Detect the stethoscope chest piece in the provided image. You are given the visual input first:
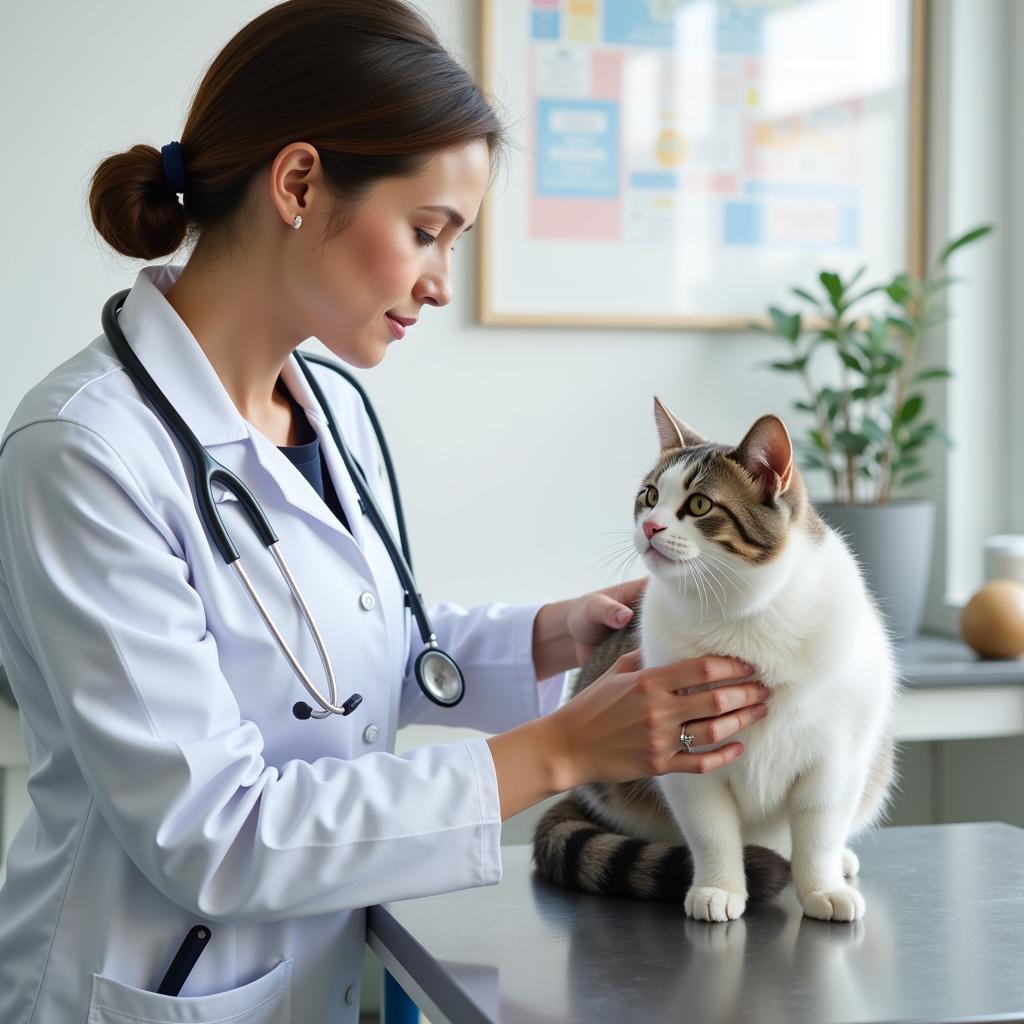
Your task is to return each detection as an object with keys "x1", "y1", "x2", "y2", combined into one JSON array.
[{"x1": 415, "y1": 647, "x2": 465, "y2": 707}]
